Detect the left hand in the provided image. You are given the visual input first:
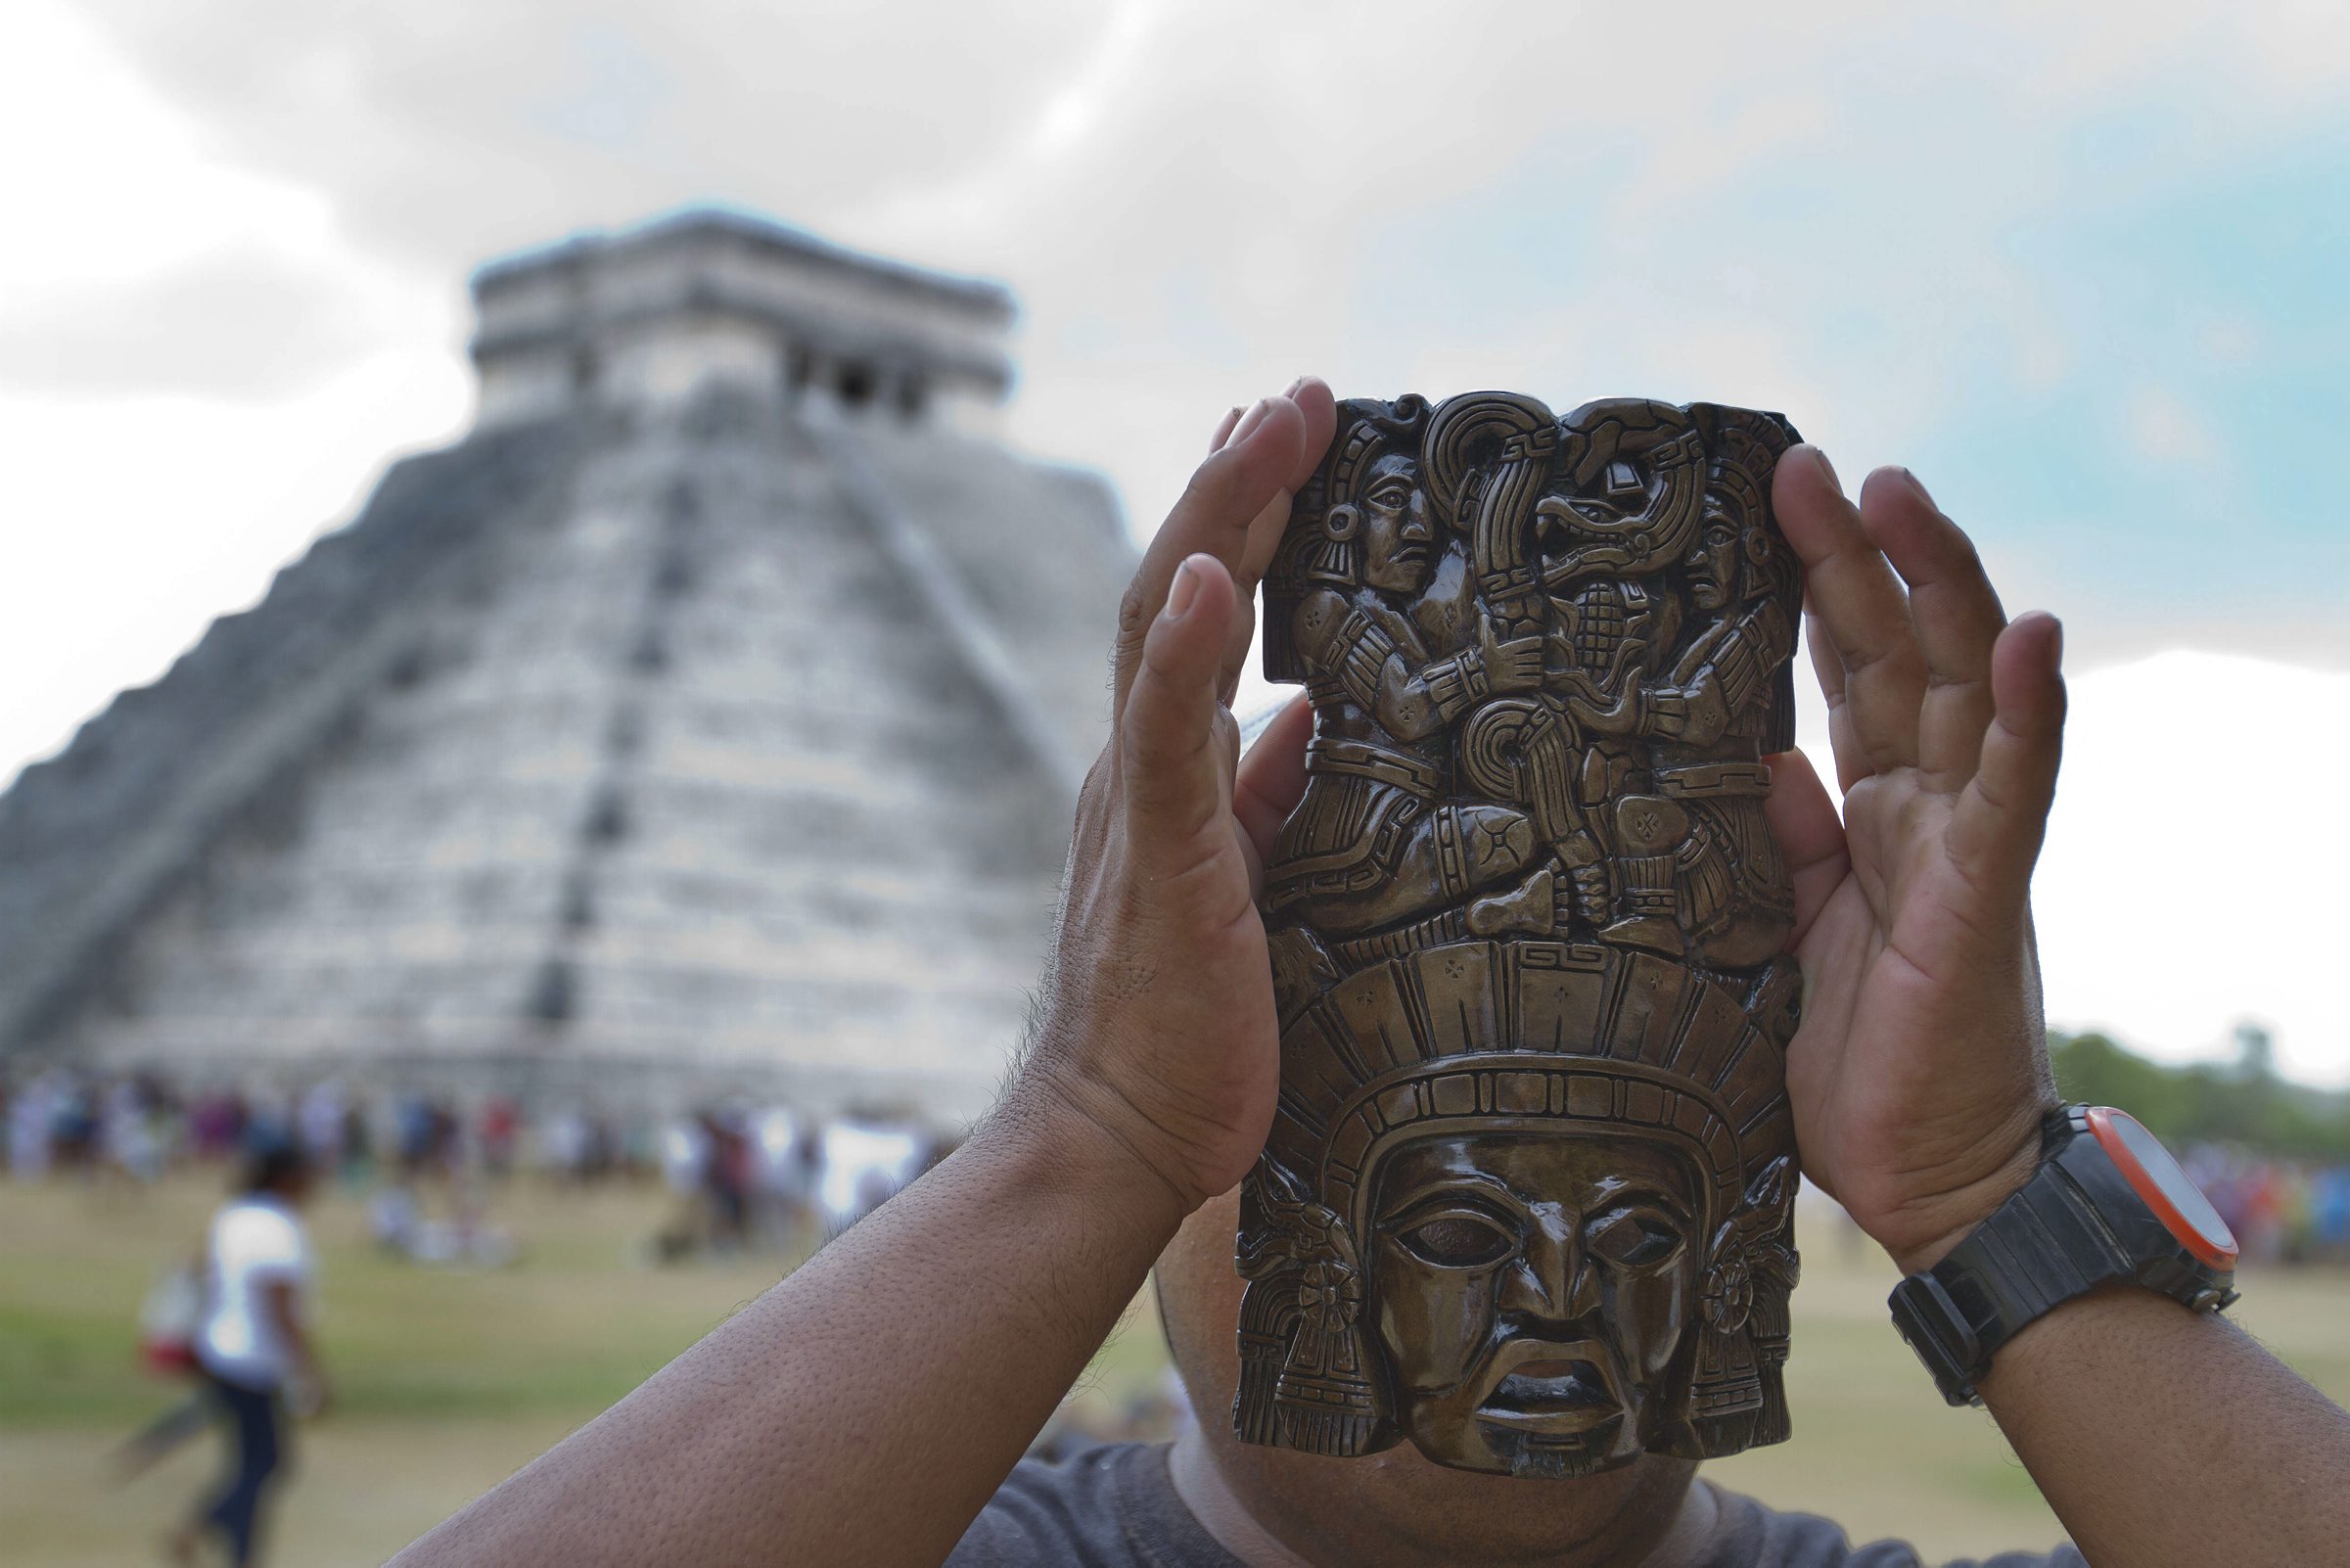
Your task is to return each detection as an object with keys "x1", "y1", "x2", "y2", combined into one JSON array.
[{"x1": 1763, "y1": 450, "x2": 2068, "y2": 1272}]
